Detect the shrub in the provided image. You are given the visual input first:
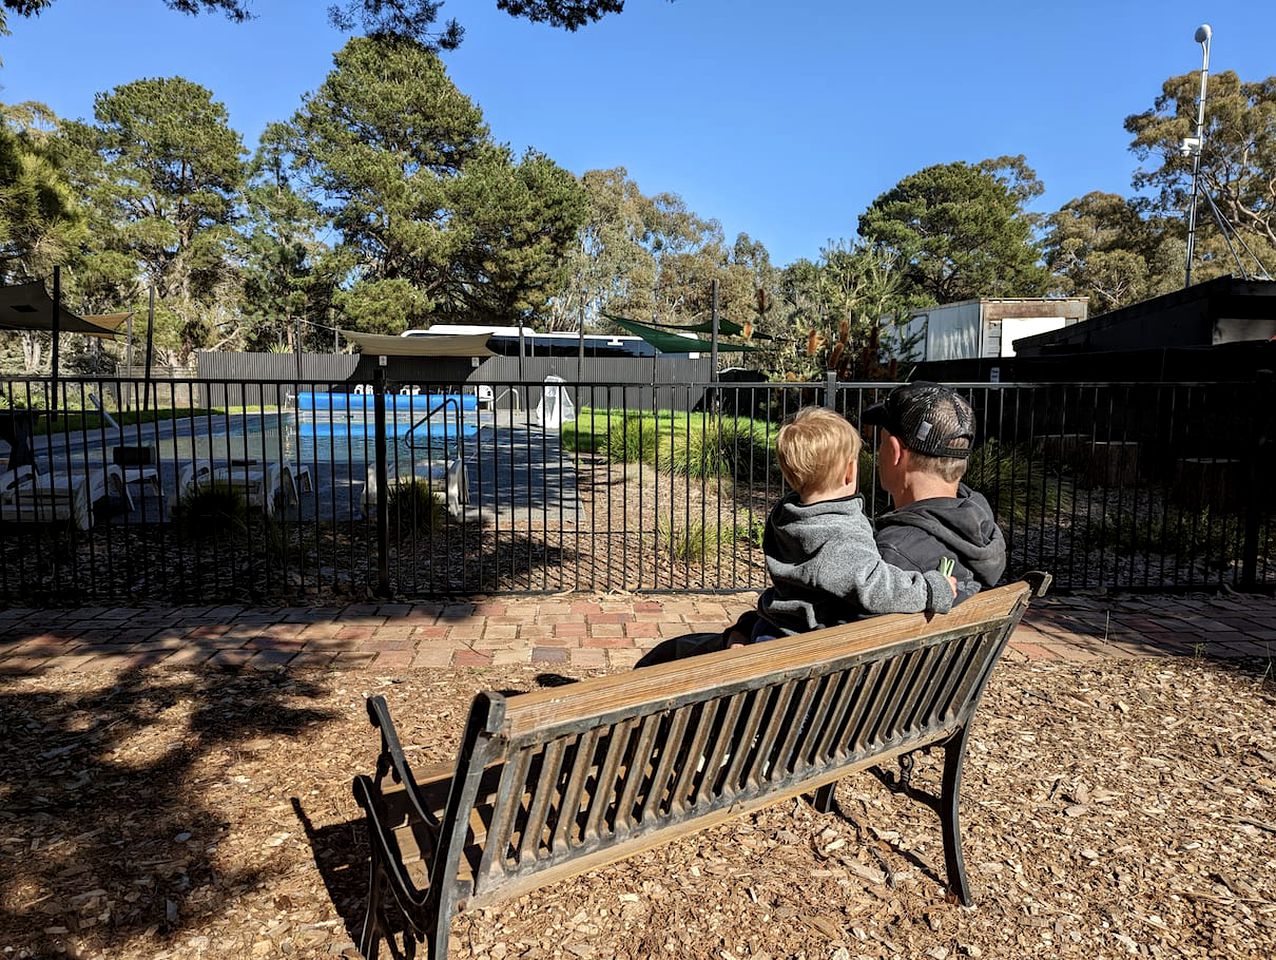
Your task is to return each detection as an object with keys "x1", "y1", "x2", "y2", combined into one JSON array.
[
  {"x1": 965, "y1": 439, "x2": 1072, "y2": 531},
  {"x1": 385, "y1": 480, "x2": 445, "y2": 538},
  {"x1": 735, "y1": 515, "x2": 766, "y2": 548},
  {"x1": 174, "y1": 481, "x2": 247, "y2": 539},
  {"x1": 657, "y1": 517, "x2": 726, "y2": 564}
]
